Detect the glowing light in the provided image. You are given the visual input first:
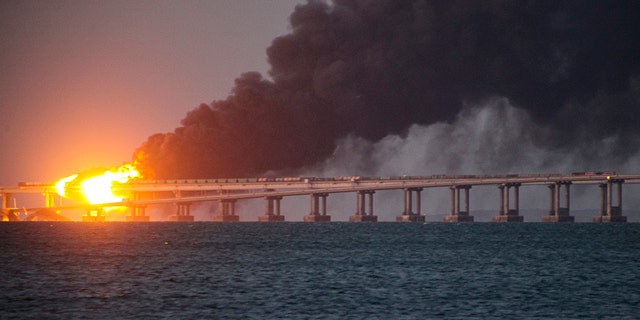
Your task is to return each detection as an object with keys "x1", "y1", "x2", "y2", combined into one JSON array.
[
  {"x1": 80, "y1": 165, "x2": 139, "y2": 204},
  {"x1": 55, "y1": 174, "x2": 78, "y2": 198},
  {"x1": 54, "y1": 163, "x2": 140, "y2": 206}
]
